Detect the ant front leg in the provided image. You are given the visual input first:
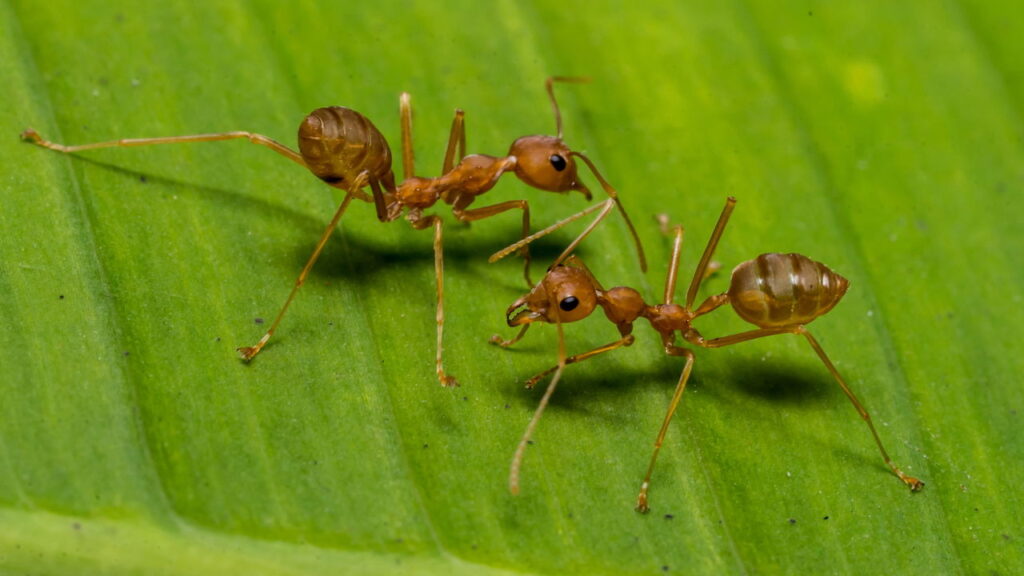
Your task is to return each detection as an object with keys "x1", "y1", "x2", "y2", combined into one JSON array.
[
  {"x1": 521, "y1": 334, "x2": 635, "y2": 389},
  {"x1": 488, "y1": 199, "x2": 616, "y2": 270},
  {"x1": 490, "y1": 324, "x2": 530, "y2": 348}
]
